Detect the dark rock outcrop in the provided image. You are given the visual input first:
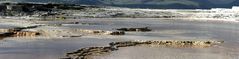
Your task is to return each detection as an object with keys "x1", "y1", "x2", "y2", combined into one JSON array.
[
  {"x1": 117, "y1": 27, "x2": 151, "y2": 32},
  {"x1": 104, "y1": 31, "x2": 125, "y2": 35},
  {"x1": 0, "y1": 2, "x2": 99, "y2": 16}
]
